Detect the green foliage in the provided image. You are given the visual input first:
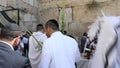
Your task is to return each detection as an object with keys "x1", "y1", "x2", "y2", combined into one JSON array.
[
  {"x1": 61, "y1": 7, "x2": 65, "y2": 34},
  {"x1": 61, "y1": 0, "x2": 66, "y2": 34},
  {"x1": 25, "y1": 28, "x2": 42, "y2": 49}
]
